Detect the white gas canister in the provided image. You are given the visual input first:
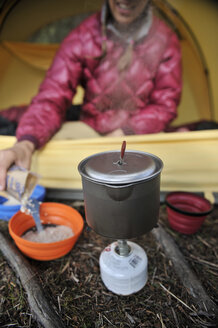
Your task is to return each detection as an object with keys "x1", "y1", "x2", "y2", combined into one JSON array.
[{"x1": 99, "y1": 241, "x2": 148, "y2": 295}]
